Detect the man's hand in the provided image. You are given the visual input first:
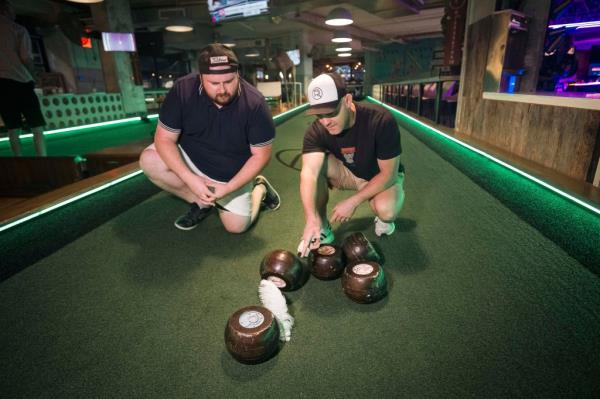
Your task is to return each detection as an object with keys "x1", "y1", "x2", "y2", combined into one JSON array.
[
  {"x1": 330, "y1": 197, "x2": 359, "y2": 224},
  {"x1": 207, "y1": 184, "x2": 232, "y2": 203},
  {"x1": 297, "y1": 222, "x2": 322, "y2": 258},
  {"x1": 185, "y1": 175, "x2": 217, "y2": 206}
]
